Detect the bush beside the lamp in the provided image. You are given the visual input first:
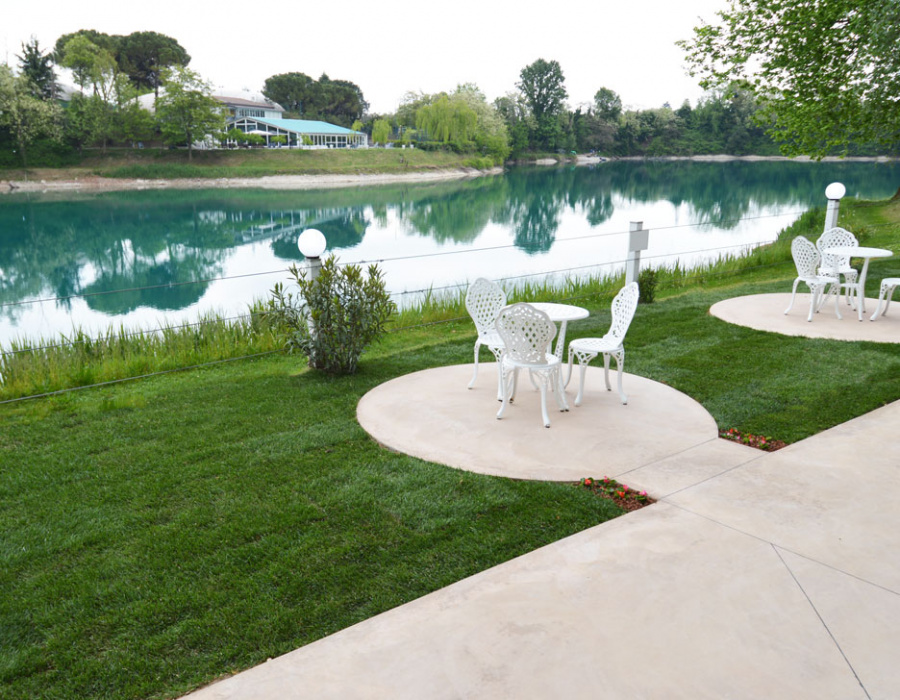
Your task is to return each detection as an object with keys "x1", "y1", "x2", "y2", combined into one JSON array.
[
  {"x1": 265, "y1": 257, "x2": 395, "y2": 375},
  {"x1": 638, "y1": 268, "x2": 657, "y2": 304}
]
